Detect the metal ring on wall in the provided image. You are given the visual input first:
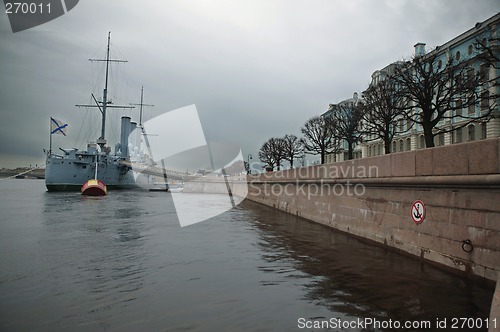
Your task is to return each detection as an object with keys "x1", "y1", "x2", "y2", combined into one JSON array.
[{"x1": 462, "y1": 239, "x2": 473, "y2": 253}]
